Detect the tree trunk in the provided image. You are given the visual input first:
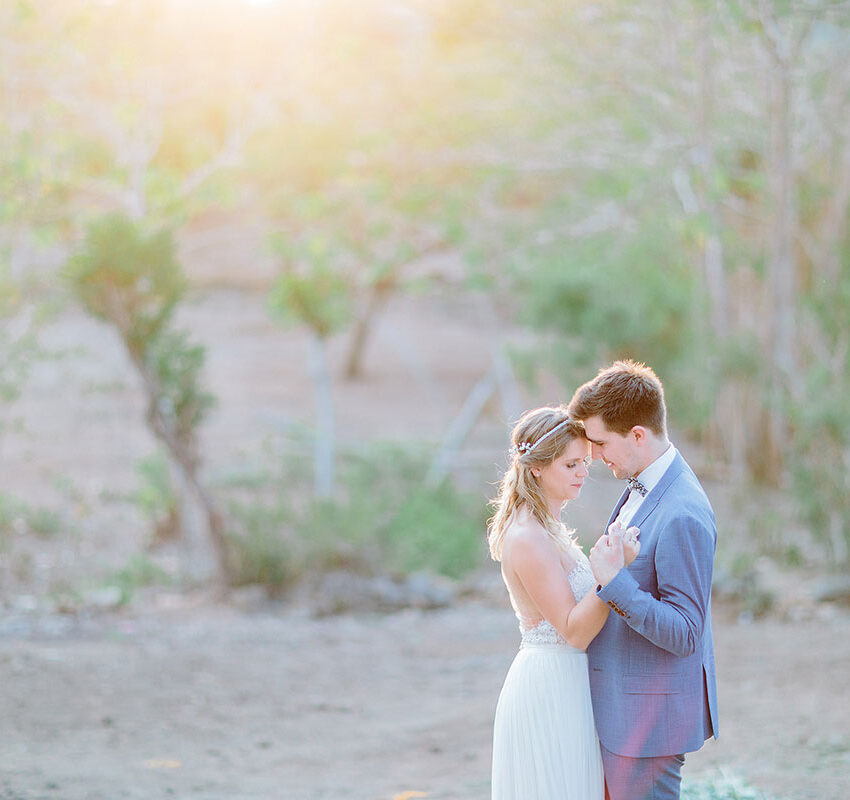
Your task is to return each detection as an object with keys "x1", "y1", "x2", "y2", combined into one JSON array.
[
  {"x1": 756, "y1": 6, "x2": 809, "y2": 483},
  {"x1": 343, "y1": 283, "x2": 392, "y2": 381},
  {"x1": 491, "y1": 343, "x2": 522, "y2": 424},
  {"x1": 768, "y1": 63, "x2": 797, "y2": 394},
  {"x1": 697, "y1": 8, "x2": 729, "y2": 338},
  {"x1": 426, "y1": 369, "x2": 497, "y2": 487},
  {"x1": 130, "y1": 351, "x2": 232, "y2": 586}
]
